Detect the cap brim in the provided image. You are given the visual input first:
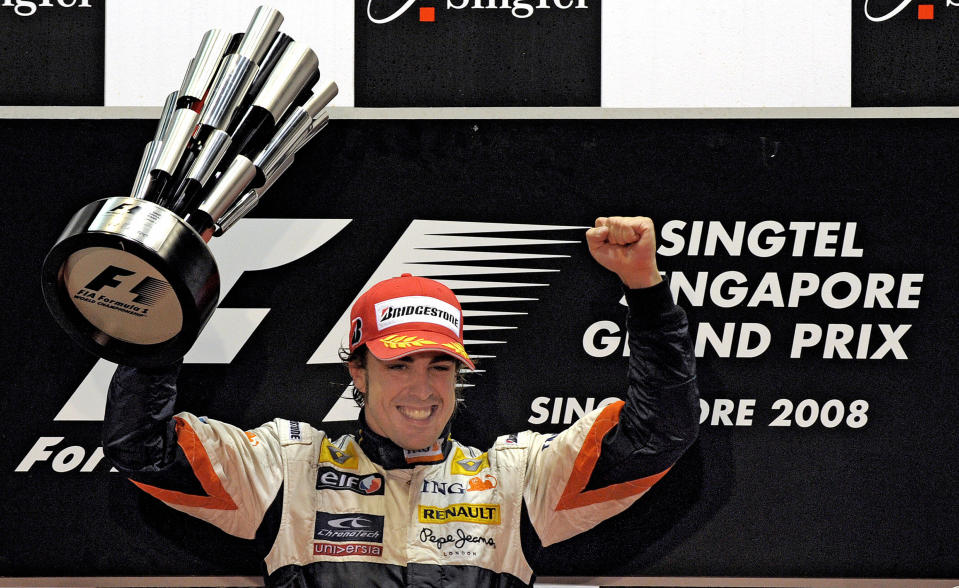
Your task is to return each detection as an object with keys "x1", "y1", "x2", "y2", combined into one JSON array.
[{"x1": 366, "y1": 330, "x2": 475, "y2": 370}]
